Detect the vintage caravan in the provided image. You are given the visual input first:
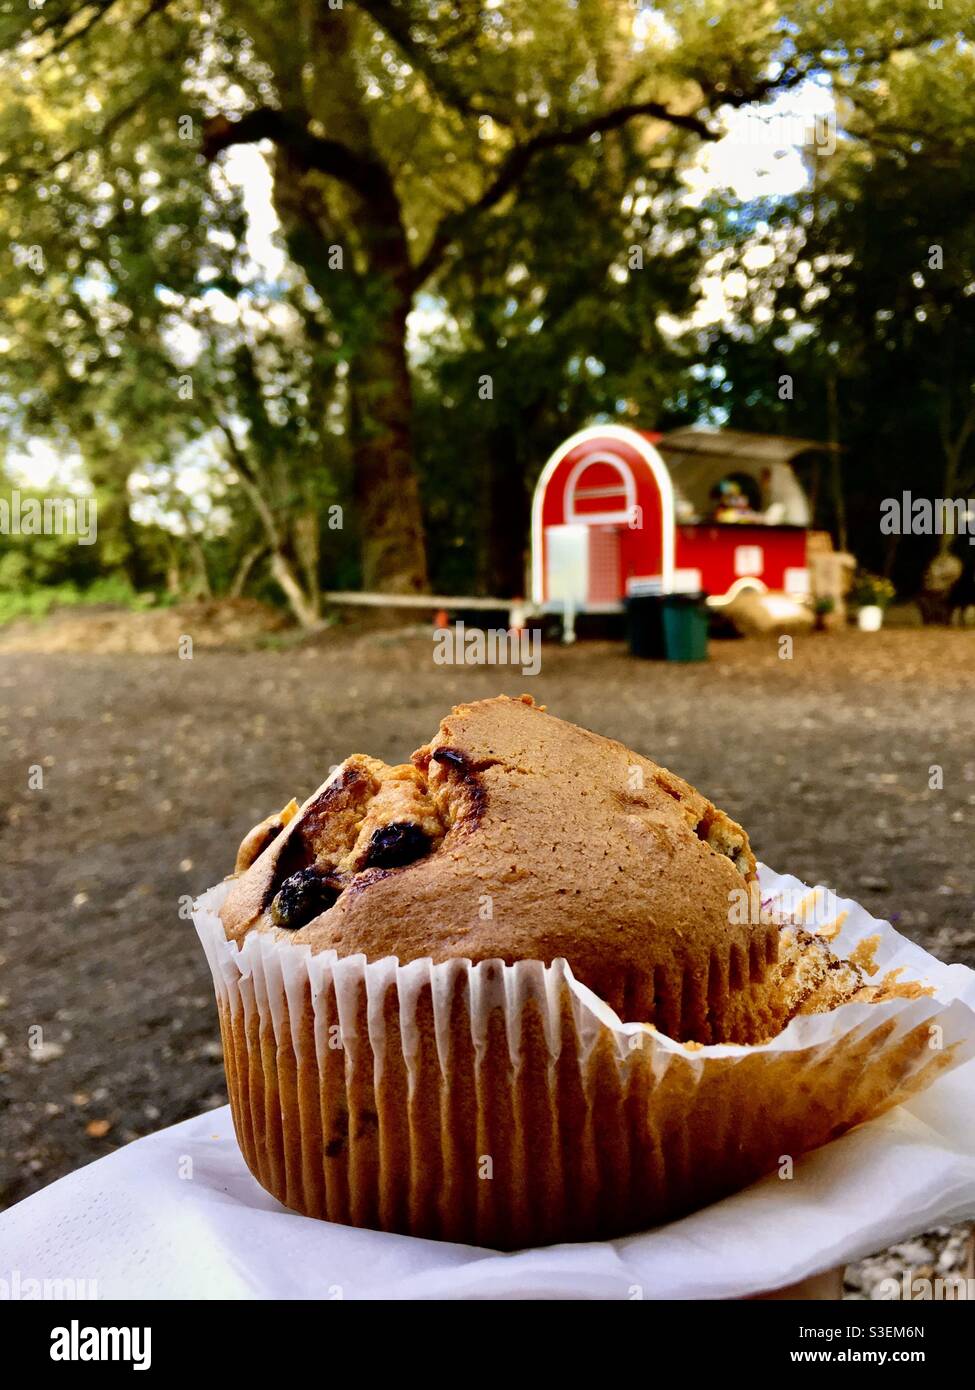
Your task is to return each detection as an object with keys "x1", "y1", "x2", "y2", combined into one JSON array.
[{"x1": 531, "y1": 424, "x2": 822, "y2": 613}]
